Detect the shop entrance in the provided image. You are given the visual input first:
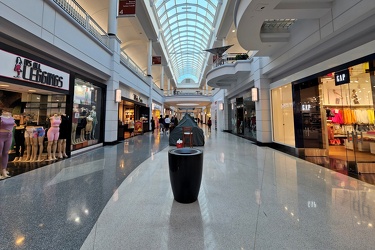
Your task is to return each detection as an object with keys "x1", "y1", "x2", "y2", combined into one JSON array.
[{"x1": 321, "y1": 62, "x2": 375, "y2": 174}]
